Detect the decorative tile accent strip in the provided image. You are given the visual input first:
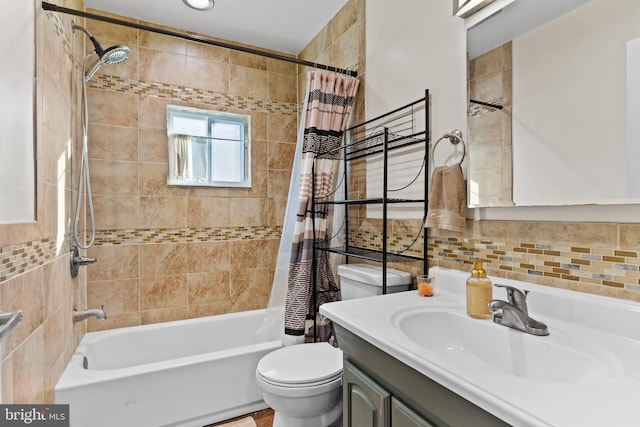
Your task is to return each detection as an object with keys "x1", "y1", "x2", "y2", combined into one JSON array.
[
  {"x1": 45, "y1": 10, "x2": 75, "y2": 64},
  {"x1": 426, "y1": 236, "x2": 640, "y2": 292},
  {"x1": 89, "y1": 75, "x2": 299, "y2": 116},
  {"x1": 94, "y1": 226, "x2": 282, "y2": 245},
  {"x1": 0, "y1": 227, "x2": 281, "y2": 285},
  {"x1": 347, "y1": 226, "x2": 640, "y2": 294},
  {"x1": 0, "y1": 236, "x2": 71, "y2": 286},
  {"x1": 348, "y1": 228, "x2": 424, "y2": 258}
]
